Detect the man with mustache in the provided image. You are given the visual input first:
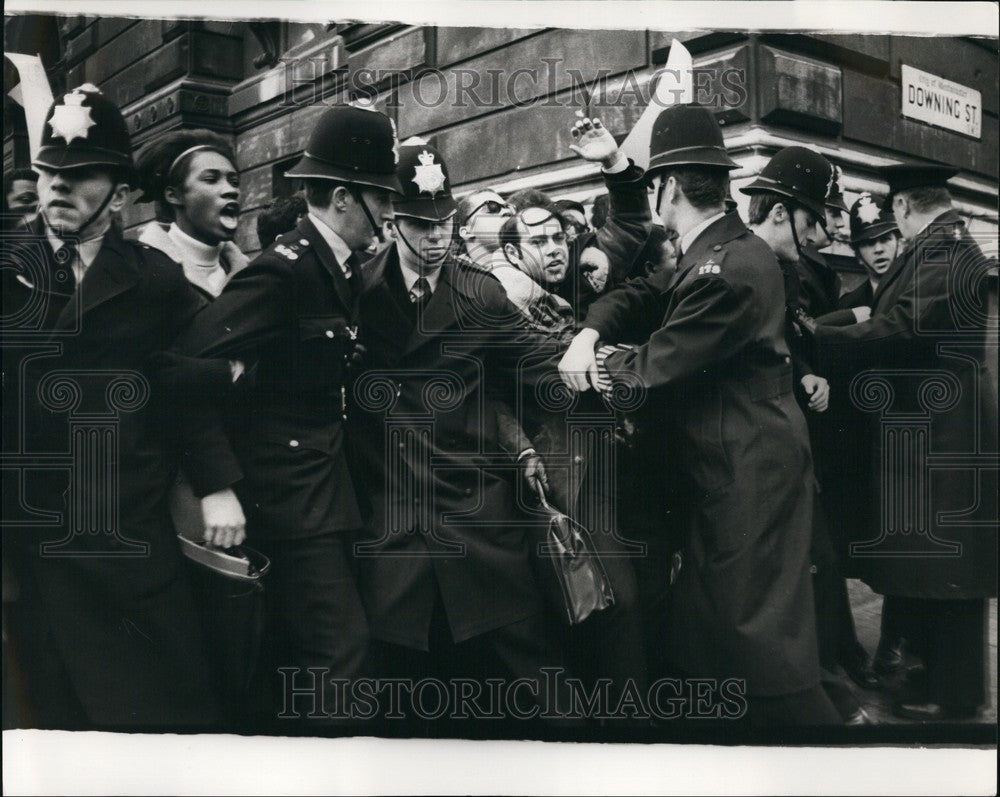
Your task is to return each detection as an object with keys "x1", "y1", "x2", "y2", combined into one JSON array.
[
  {"x1": 169, "y1": 105, "x2": 402, "y2": 732},
  {"x1": 1, "y1": 85, "x2": 219, "y2": 729}
]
